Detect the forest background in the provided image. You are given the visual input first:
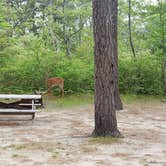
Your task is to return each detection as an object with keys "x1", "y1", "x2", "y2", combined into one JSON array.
[{"x1": 0, "y1": 0, "x2": 165, "y2": 96}]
